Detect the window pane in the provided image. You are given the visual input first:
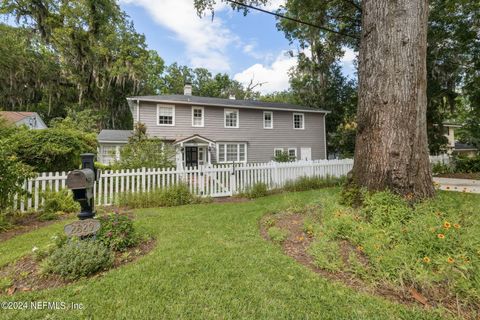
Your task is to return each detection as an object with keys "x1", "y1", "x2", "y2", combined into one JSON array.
[
  {"x1": 225, "y1": 110, "x2": 238, "y2": 127},
  {"x1": 193, "y1": 108, "x2": 203, "y2": 126},
  {"x1": 275, "y1": 149, "x2": 283, "y2": 157},
  {"x1": 264, "y1": 112, "x2": 272, "y2": 128},
  {"x1": 288, "y1": 149, "x2": 296, "y2": 159},
  {"x1": 218, "y1": 144, "x2": 225, "y2": 162},
  {"x1": 226, "y1": 144, "x2": 238, "y2": 161},
  {"x1": 159, "y1": 106, "x2": 173, "y2": 125},
  {"x1": 239, "y1": 144, "x2": 245, "y2": 161},
  {"x1": 294, "y1": 114, "x2": 303, "y2": 129}
]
